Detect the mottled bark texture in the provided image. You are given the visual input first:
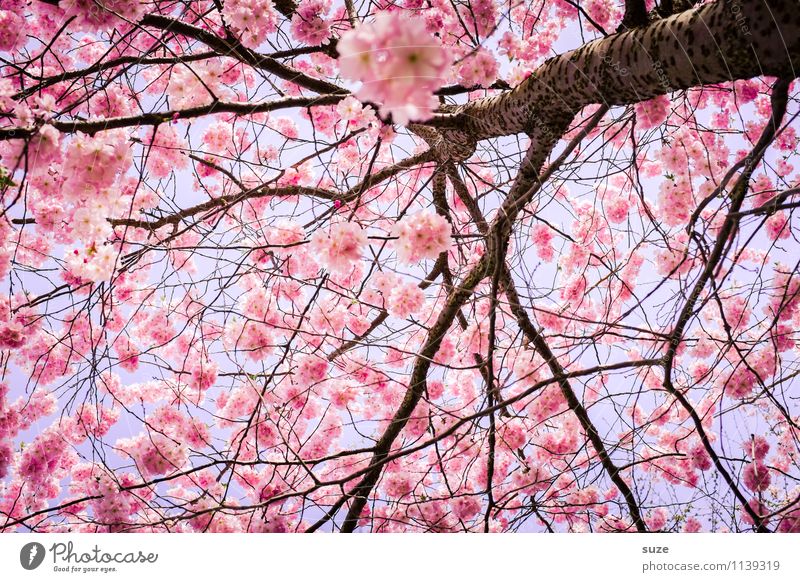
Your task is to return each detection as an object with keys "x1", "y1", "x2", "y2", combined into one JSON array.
[{"x1": 432, "y1": 0, "x2": 800, "y2": 146}]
